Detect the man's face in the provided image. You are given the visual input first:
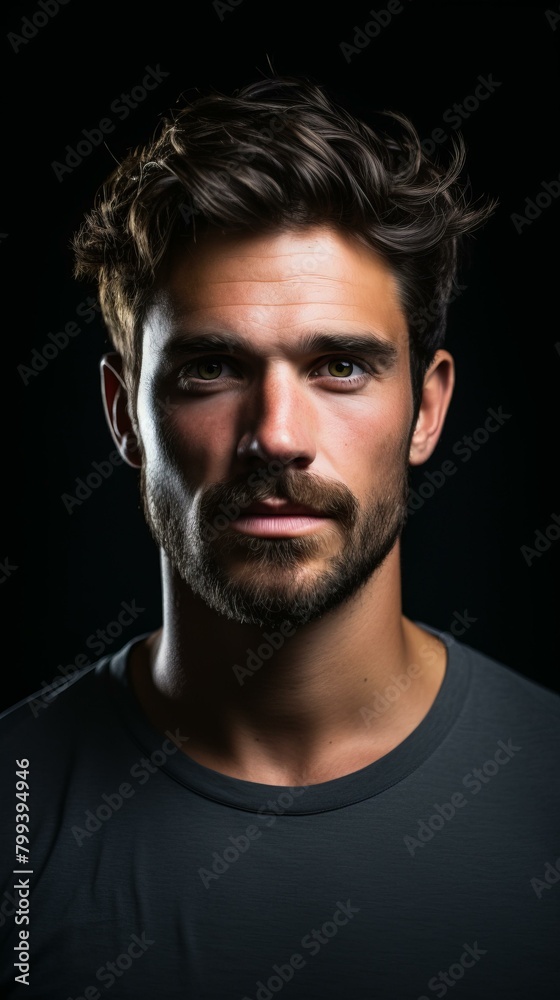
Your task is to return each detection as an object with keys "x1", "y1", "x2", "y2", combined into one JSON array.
[{"x1": 135, "y1": 225, "x2": 414, "y2": 628}]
